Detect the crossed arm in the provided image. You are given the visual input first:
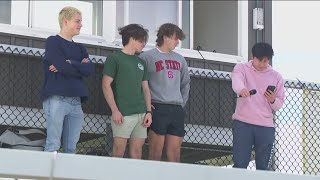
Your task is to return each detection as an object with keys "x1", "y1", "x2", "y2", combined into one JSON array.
[
  {"x1": 48, "y1": 58, "x2": 92, "y2": 76},
  {"x1": 45, "y1": 38, "x2": 94, "y2": 77}
]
